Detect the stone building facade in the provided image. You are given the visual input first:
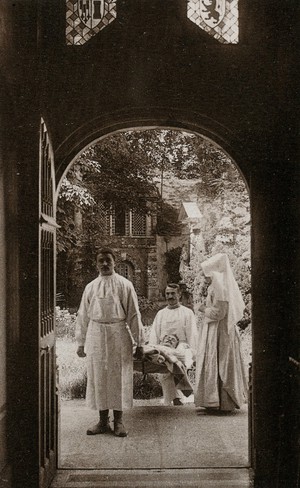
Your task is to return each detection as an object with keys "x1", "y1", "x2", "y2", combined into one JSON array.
[{"x1": 93, "y1": 201, "x2": 159, "y2": 299}]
